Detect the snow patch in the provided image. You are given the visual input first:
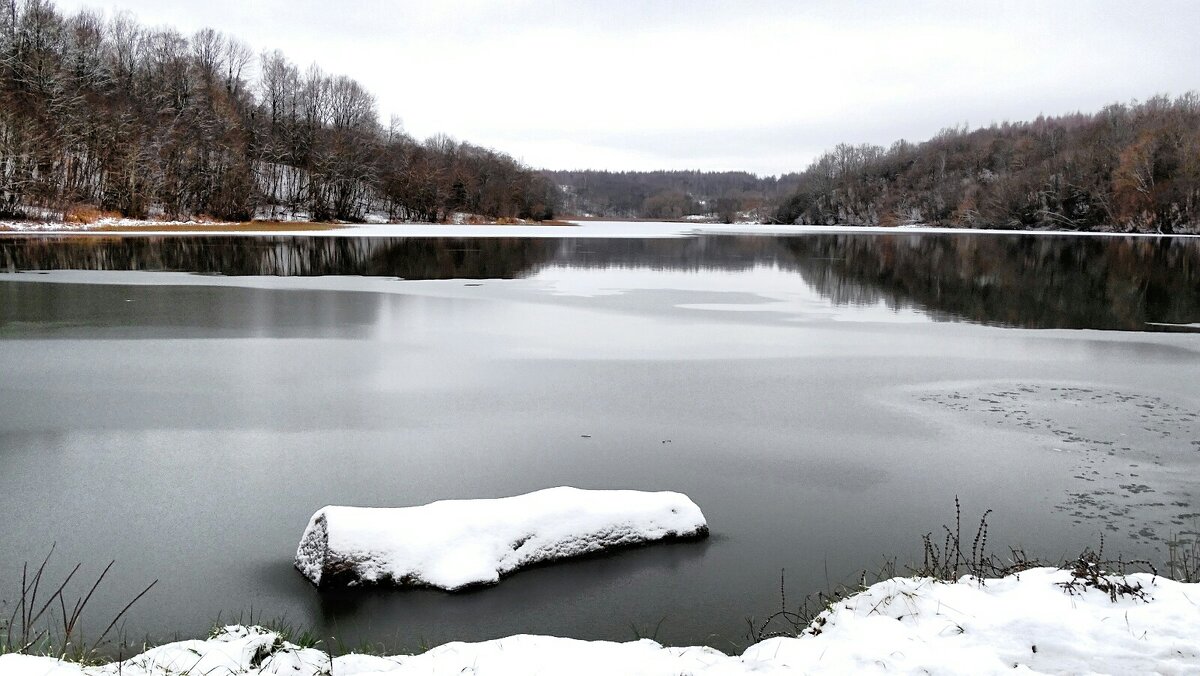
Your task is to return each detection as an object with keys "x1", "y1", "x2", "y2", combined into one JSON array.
[
  {"x1": 742, "y1": 568, "x2": 1199, "y2": 673},
  {"x1": 0, "y1": 217, "x2": 234, "y2": 232},
  {"x1": 294, "y1": 486, "x2": 709, "y2": 589},
  {"x1": 4, "y1": 568, "x2": 1198, "y2": 674}
]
